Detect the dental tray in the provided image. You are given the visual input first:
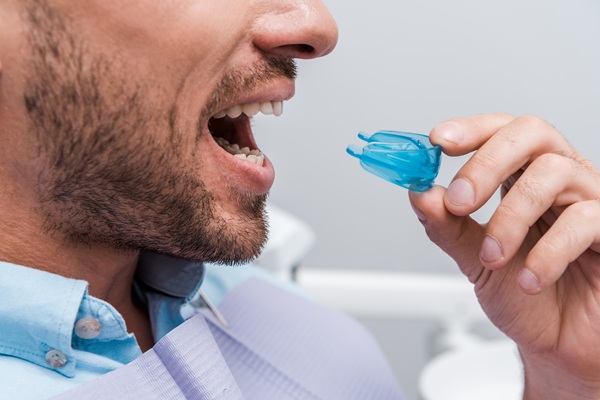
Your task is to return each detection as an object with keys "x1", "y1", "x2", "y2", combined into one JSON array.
[{"x1": 346, "y1": 131, "x2": 442, "y2": 192}]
